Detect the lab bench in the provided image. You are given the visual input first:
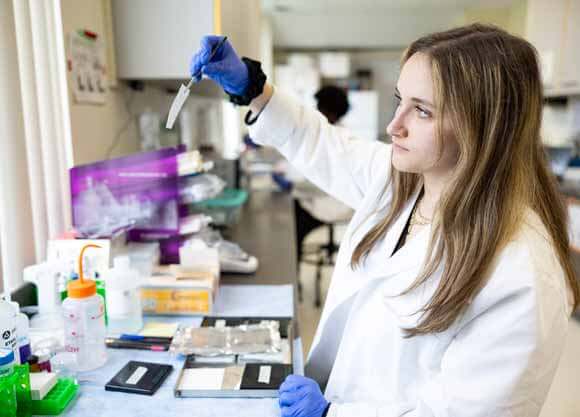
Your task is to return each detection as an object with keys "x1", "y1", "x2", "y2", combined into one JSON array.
[
  {"x1": 63, "y1": 284, "x2": 302, "y2": 417},
  {"x1": 14, "y1": 189, "x2": 301, "y2": 416}
]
